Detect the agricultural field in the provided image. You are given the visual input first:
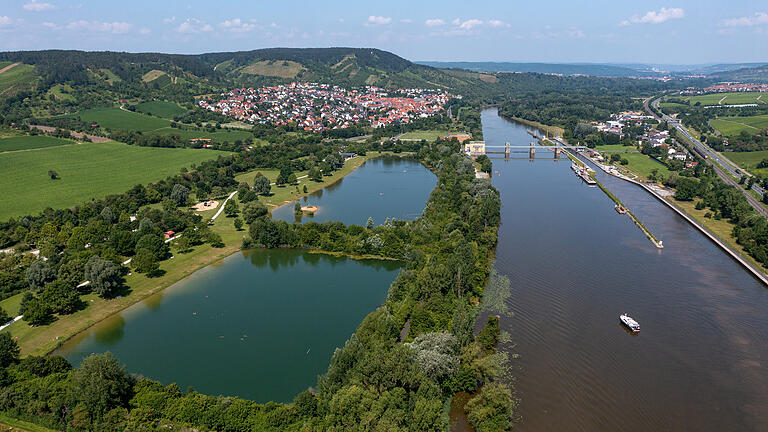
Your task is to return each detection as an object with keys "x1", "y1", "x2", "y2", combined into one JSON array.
[
  {"x1": 62, "y1": 107, "x2": 254, "y2": 143},
  {"x1": 134, "y1": 101, "x2": 187, "y2": 119},
  {"x1": 710, "y1": 115, "x2": 768, "y2": 136},
  {"x1": 0, "y1": 62, "x2": 36, "y2": 95},
  {"x1": 724, "y1": 150, "x2": 768, "y2": 176},
  {"x1": 595, "y1": 144, "x2": 639, "y2": 153},
  {"x1": 66, "y1": 107, "x2": 169, "y2": 131},
  {"x1": 47, "y1": 83, "x2": 76, "y2": 101},
  {"x1": 0, "y1": 135, "x2": 74, "y2": 152},
  {"x1": 688, "y1": 92, "x2": 766, "y2": 106},
  {"x1": 0, "y1": 142, "x2": 229, "y2": 220},
  {"x1": 599, "y1": 150, "x2": 671, "y2": 180}
]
